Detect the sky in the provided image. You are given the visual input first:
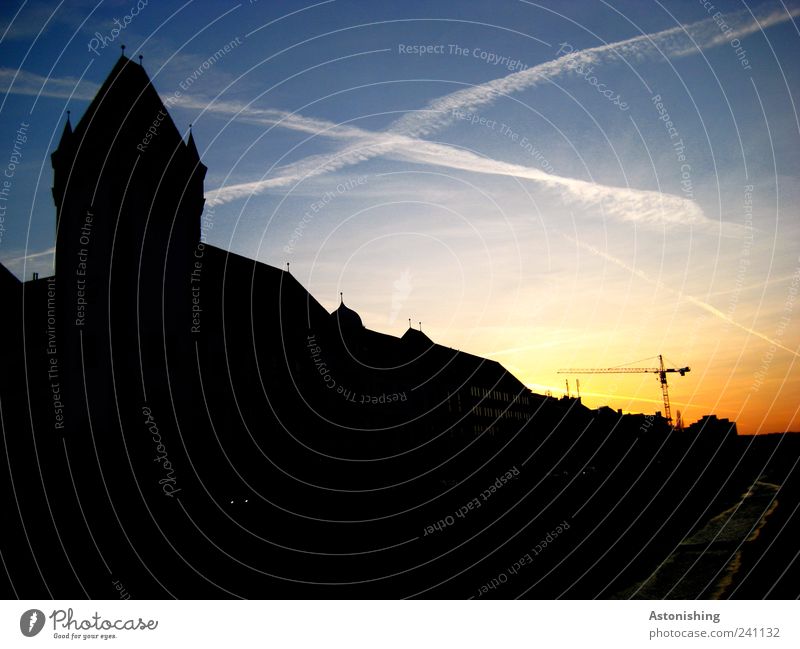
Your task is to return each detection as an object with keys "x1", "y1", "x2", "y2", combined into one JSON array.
[{"x1": 0, "y1": 0, "x2": 798, "y2": 434}]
